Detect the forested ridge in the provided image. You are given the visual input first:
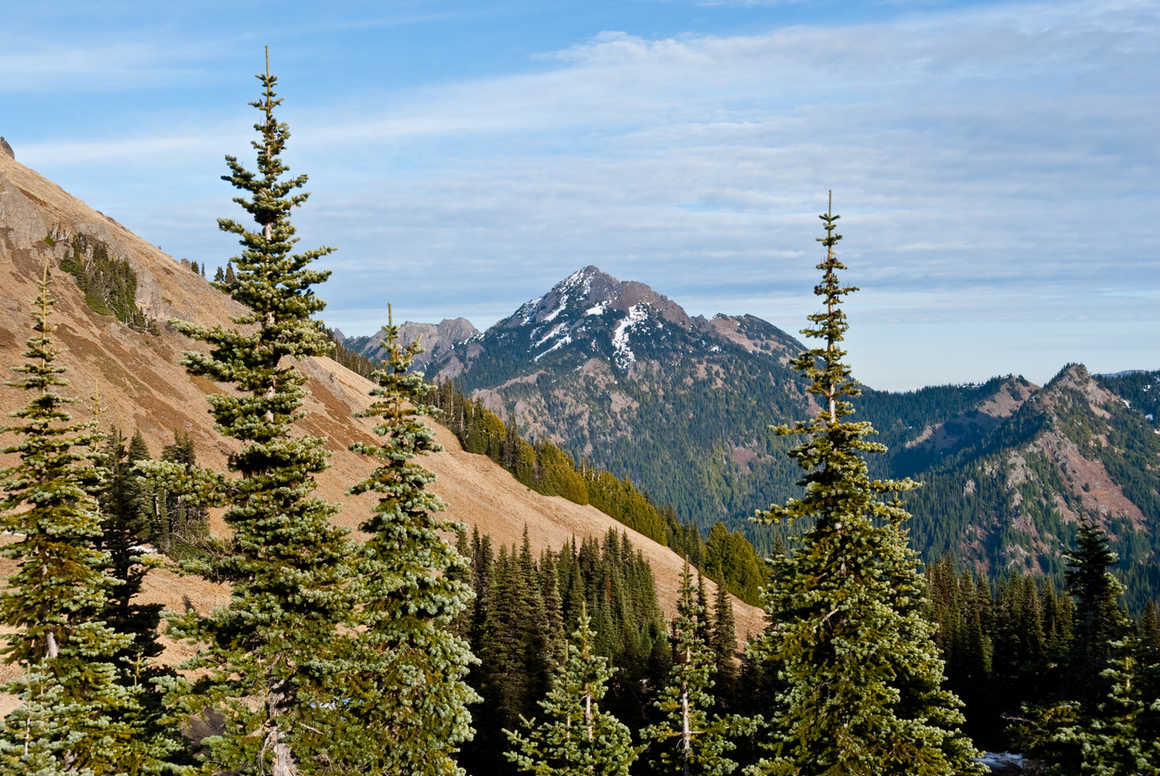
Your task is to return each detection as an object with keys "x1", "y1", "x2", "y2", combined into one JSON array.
[{"x1": 331, "y1": 332, "x2": 767, "y2": 605}]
